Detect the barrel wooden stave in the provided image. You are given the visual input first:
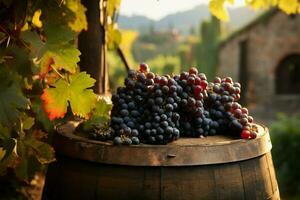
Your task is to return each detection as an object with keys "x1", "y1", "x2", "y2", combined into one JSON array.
[
  {"x1": 42, "y1": 123, "x2": 280, "y2": 200},
  {"x1": 43, "y1": 153, "x2": 279, "y2": 200}
]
